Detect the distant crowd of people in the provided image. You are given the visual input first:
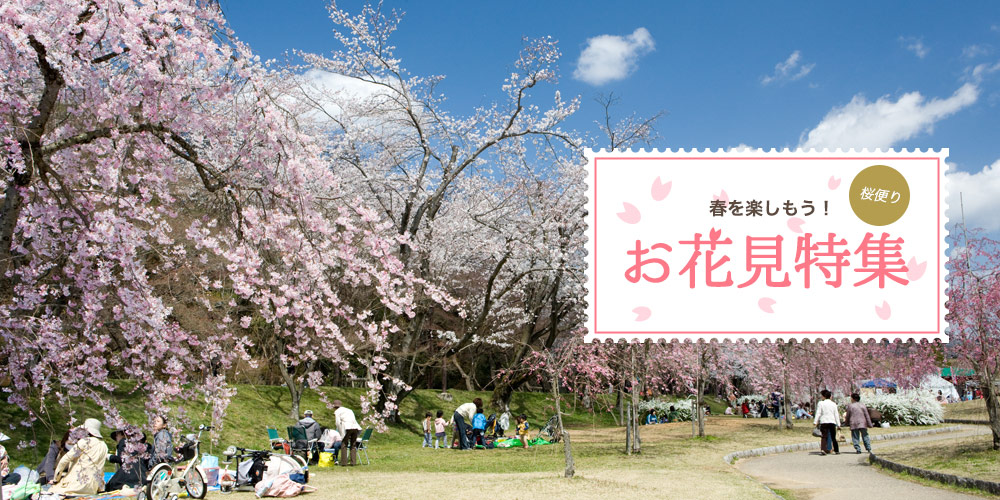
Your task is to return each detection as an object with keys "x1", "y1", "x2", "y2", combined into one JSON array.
[{"x1": 427, "y1": 398, "x2": 531, "y2": 450}]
